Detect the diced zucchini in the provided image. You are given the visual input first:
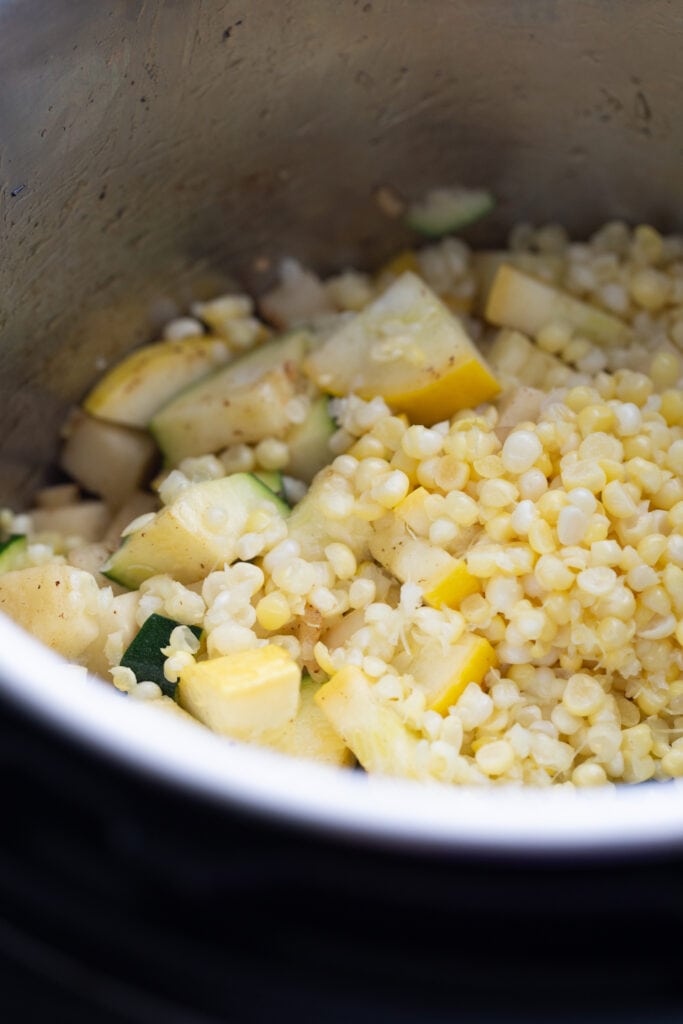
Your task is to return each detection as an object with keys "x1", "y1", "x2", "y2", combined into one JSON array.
[
  {"x1": 304, "y1": 272, "x2": 500, "y2": 425},
  {"x1": 285, "y1": 396, "x2": 336, "y2": 483},
  {"x1": 60, "y1": 410, "x2": 158, "y2": 507},
  {"x1": 369, "y1": 512, "x2": 480, "y2": 610},
  {"x1": 0, "y1": 564, "x2": 101, "y2": 660},
  {"x1": 485, "y1": 265, "x2": 632, "y2": 347},
  {"x1": 314, "y1": 666, "x2": 423, "y2": 778},
  {"x1": 30, "y1": 502, "x2": 112, "y2": 544},
  {"x1": 102, "y1": 472, "x2": 288, "y2": 589},
  {"x1": 405, "y1": 187, "x2": 495, "y2": 238},
  {"x1": 251, "y1": 471, "x2": 287, "y2": 502},
  {"x1": 150, "y1": 331, "x2": 312, "y2": 464},
  {"x1": 178, "y1": 644, "x2": 301, "y2": 741},
  {"x1": 120, "y1": 613, "x2": 202, "y2": 698},
  {"x1": 83, "y1": 335, "x2": 232, "y2": 427},
  {"x1": 268, "y1": 673, "x2": 354, "y2": 766},
  {"x1": 0, "y1": 535, "x2": 28, "y2": 574},
  {"x1": 407, "y1": 635, "x2": 497, "y2": 714}
]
